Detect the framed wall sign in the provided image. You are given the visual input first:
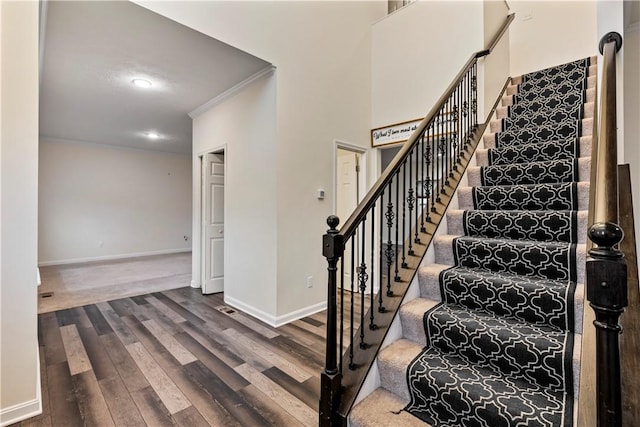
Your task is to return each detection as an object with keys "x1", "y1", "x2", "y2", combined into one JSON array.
[
  {"x1": 371, "y1": 112, "x2": 455, "y2": 148},
  {"x1": 371, "y1": 118, "x2": 422, "y2": 147}
]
